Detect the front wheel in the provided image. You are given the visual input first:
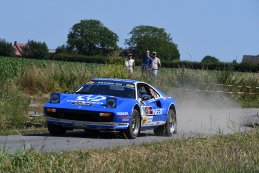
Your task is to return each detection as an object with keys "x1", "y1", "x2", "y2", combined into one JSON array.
[
  {"x1": 124, "y1": 109, "x2": 141, "y2": 139},
  {"x1": 47, "y1": 124, "x2": 66, "y2": 136},
  {"x1": 154, "y1": 109, "x2": 177, "y2": 136}
]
